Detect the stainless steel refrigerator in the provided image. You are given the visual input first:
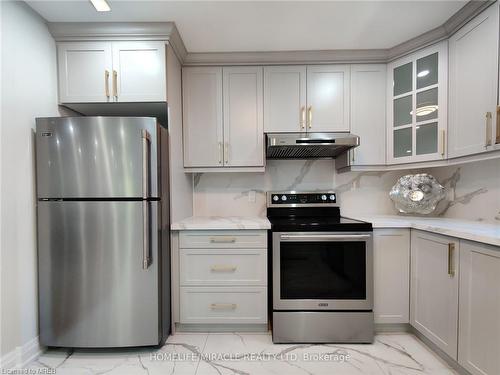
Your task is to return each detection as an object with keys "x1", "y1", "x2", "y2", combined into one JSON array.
[{"x1": 36, "y1": 116, "x2": 170, "y2": 348}]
